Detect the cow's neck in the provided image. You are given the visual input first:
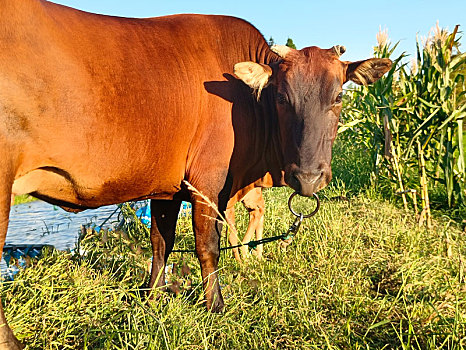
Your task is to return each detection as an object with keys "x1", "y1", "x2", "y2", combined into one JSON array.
[
  {"x1": 229, "y1": 82, "x2": 285, "y2": 197},
  {"x1": 255, "y1": 87, "x2": 286, "y2": 187}
]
